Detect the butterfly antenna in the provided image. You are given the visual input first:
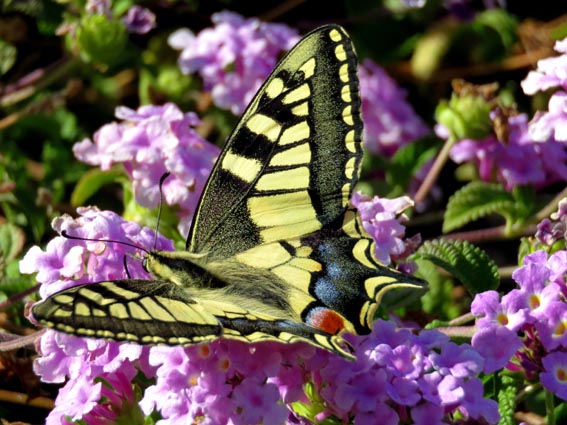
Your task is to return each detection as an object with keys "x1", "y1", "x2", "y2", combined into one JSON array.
[
  {"x1": 123, "y1": 255, "x2": 132, "y2": 279},
  {"x1": 61, "y1": 230, "x2": 149, "y2": 255},
  {"x1": 154, "y1": 172, "x2": 171, "y2": 249}
]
